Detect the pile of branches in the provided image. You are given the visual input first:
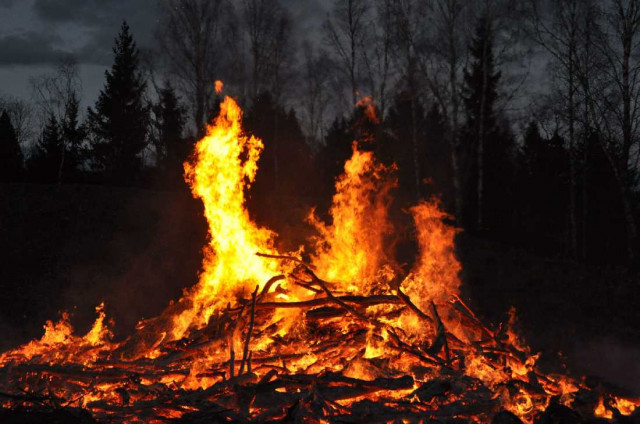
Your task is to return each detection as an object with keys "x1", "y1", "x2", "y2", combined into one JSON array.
[{"x1": 0, "y1": 256, "x2": 637, "y2": 423}]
